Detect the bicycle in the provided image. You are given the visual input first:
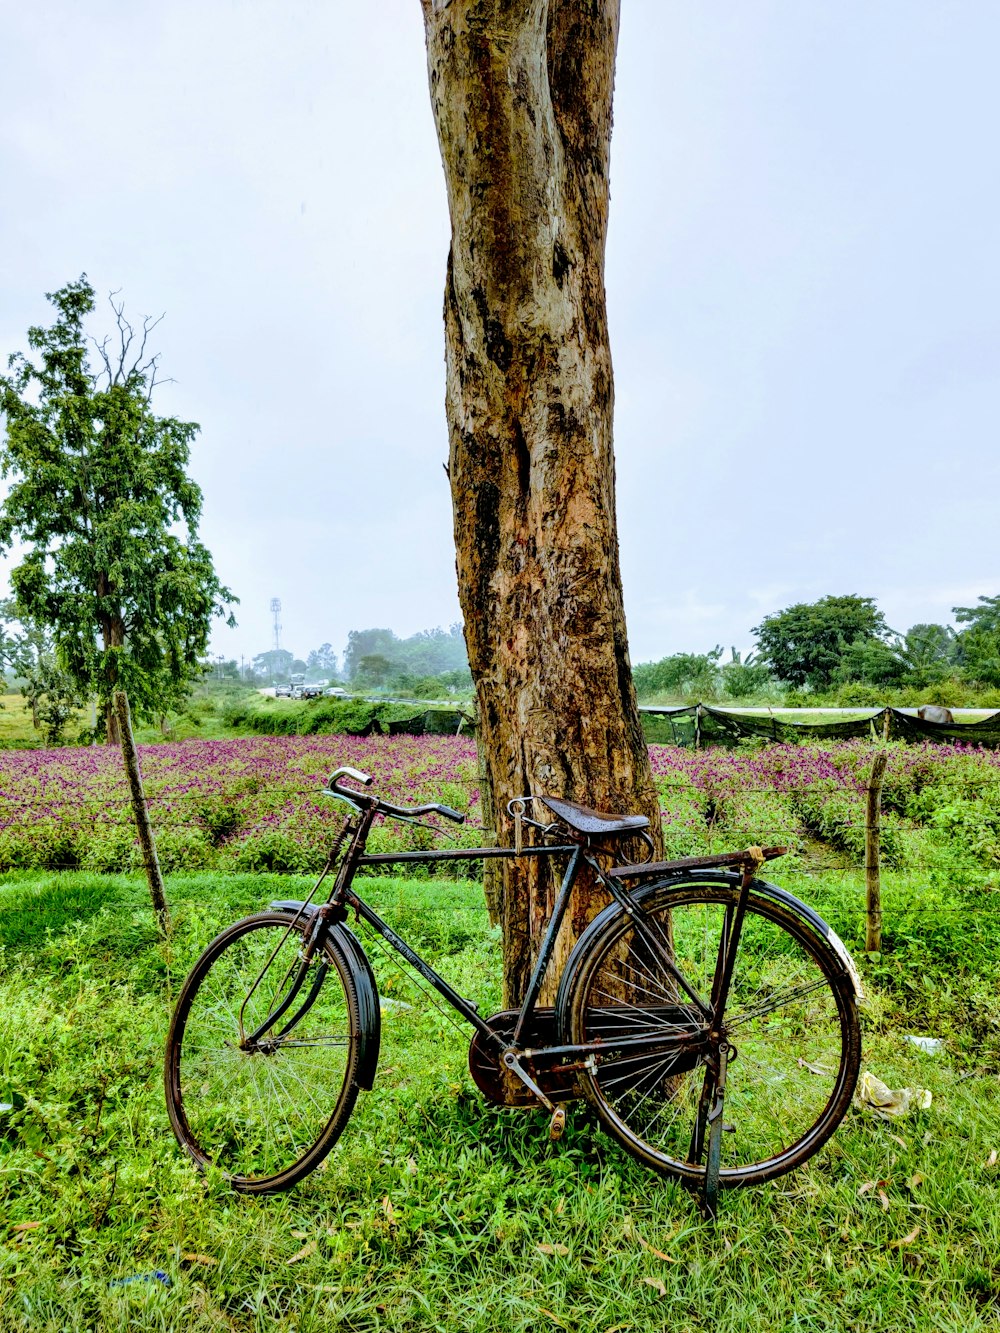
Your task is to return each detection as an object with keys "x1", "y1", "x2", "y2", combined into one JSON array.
[{"x1": 164, "y1": 767, "x2": 863, "y2": 1217}]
